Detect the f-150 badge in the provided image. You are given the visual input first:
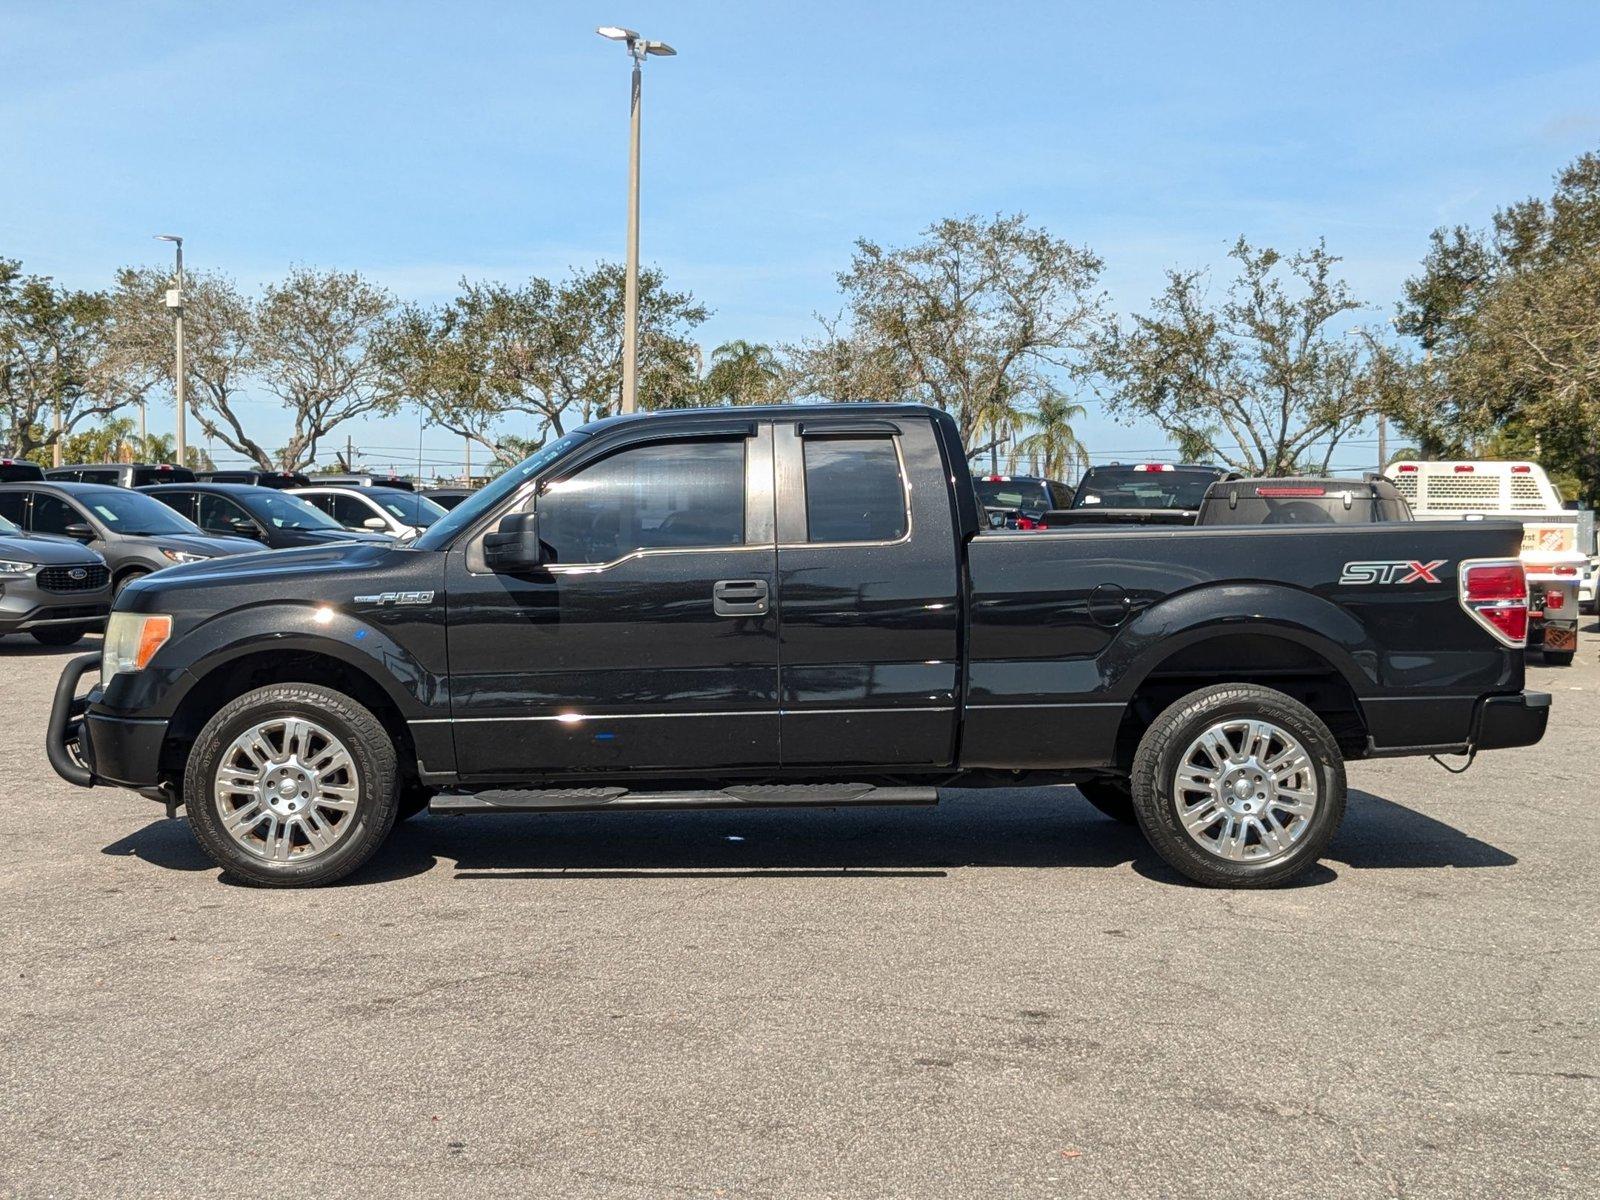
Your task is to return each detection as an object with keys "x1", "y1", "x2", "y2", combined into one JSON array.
[
  {"x1": 353, "y1": 590, "x2": 436, "y2": 606},
  {"x1": 1339, "y1": 560, "x2": 1445, "y2": 585}
]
